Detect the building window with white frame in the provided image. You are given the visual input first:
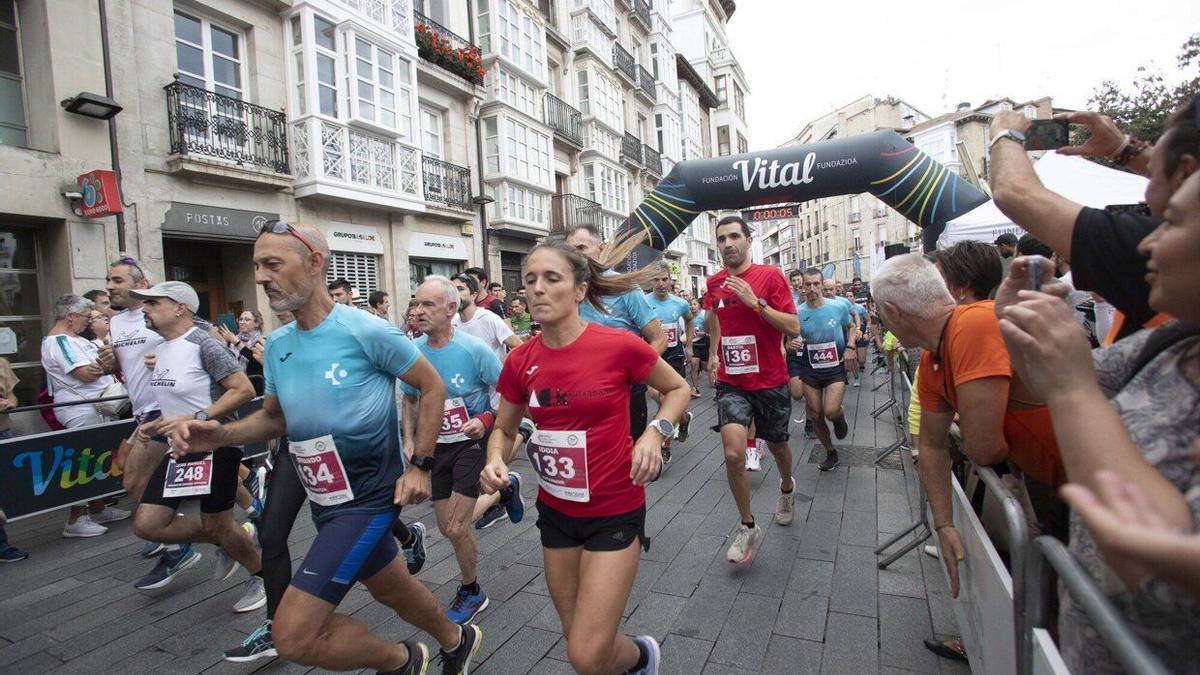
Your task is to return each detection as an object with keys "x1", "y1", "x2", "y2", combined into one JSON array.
[
  {"x1": 483, "y1": 116, "x2": 500, "y2": 172},
  {"x1": 0, "y1": 0, "x2": 26, "y2": 147},
  {"x1": 313, "y1": 14, "x2": 338, "y2": 117},
  {"x1": 174, "y1": 10, "x2": 244, "y2": 99},
  {"x1": 736, "y1": 132, "x2": 747, "y2": 154},
  {"x1": 714, "y1": 75, "x2": 726, "y2": 106},
  {"x1": 420, "y1": 106, "x2": 443, "y2": 158},
  {"x1": 505, "y1": 117, "x2": 551, "y2": 187},
  {"x1": 717, "y1": 125, "x2": 730, "y2": 156},
  {"x1": 347, "y1": 36, "x2": 414, "y2": 140},
  {"x1": 491, "y1": 0, "x2": 545, "y2": 80},
  {"x1": 733, "y1": 82, "x2": 745, "y2": 121},
  {"x1": 326, "y1": 251, "x2": 381, "y2": 305}
]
